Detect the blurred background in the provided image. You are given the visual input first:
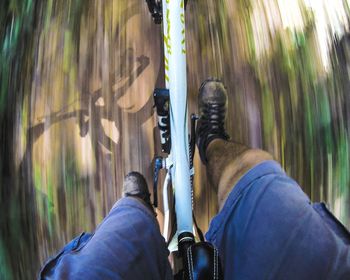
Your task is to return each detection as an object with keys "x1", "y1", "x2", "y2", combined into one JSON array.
[{"x1": 1, "y1": 0, "x2": 350, "y2": 278}]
